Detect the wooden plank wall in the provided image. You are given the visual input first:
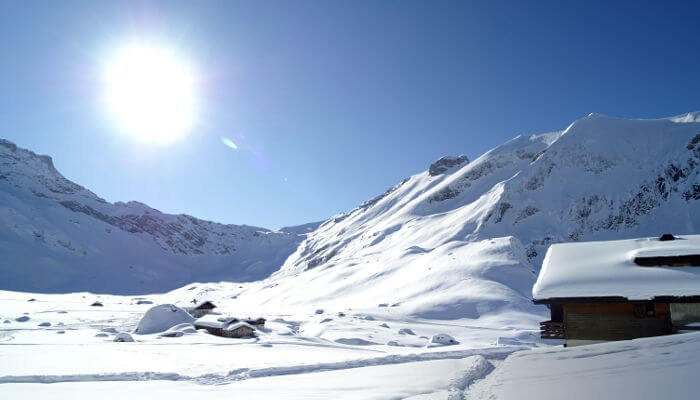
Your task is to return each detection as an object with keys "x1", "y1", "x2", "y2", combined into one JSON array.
[{"x1": 564, "y1": 303, "x2": 672, "y2": 340}]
